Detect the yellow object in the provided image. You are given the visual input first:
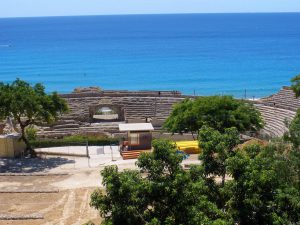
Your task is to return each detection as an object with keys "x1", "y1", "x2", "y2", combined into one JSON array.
[
  {"x1": 0, "y1": 135, "x2": 26, "y2": 158},
  {"x1": 174, "y1": 141, "x2": 200, "y2": 154}
]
